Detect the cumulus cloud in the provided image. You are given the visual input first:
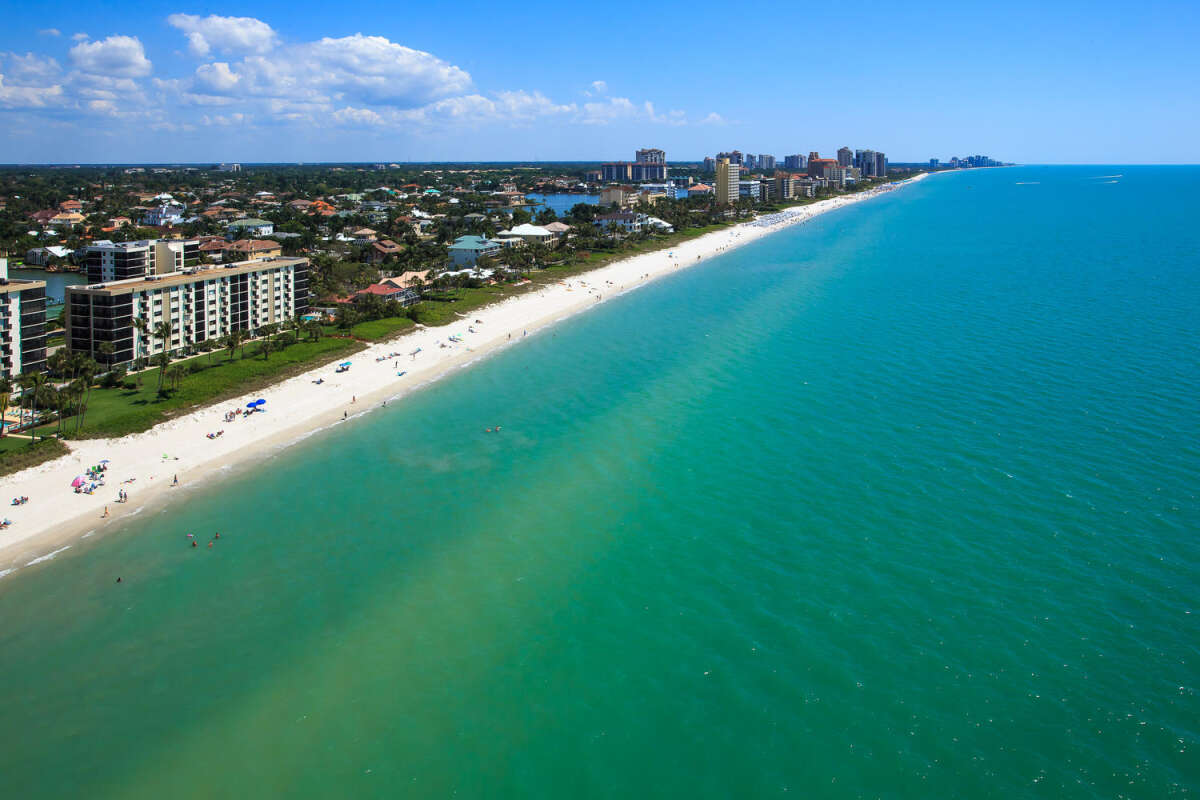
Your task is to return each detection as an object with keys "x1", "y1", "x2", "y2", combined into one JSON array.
[
  {"x1": 699, "y1": 112, "x2": 726, "y2": 125},
  {"x1": 586, "y1": 79, "x2": 607, "y2": 96},
  {"x1": 71, "y1": 33, "x2": 89, "y2": 42},
  {"x1": 4, "y1": 52, "x2": 62, "y2": 85},
  {"x1": 195, "y1": 62, "x2": 241, "y2": 92},
  {"x1": 177, "y1": 32, "x2": 473, "y2": 111},
  {"x1": 69, "y1": 35, "x2": 151, "y2": 77},
  {"x1": 0, "y1": 74, "x2": 65, "y2": 108},
  {"x1": 333, "y1": 106, "x2": 385, "y2": 126},
  {"x1": 167, "y1": 14, "x2": 279, "y2": 58},
  {"x1": 39, "y1": 29, "x2": 61, "y2": 37}
]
